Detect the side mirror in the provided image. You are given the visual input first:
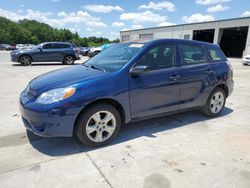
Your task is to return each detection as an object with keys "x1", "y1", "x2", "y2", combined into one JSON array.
[
  {"x1": 38, "y1": 47, "x2": 43, "y2": 52},
  {"x1": 129, "y1": 66, "x2": 149, "y2": 77}
]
